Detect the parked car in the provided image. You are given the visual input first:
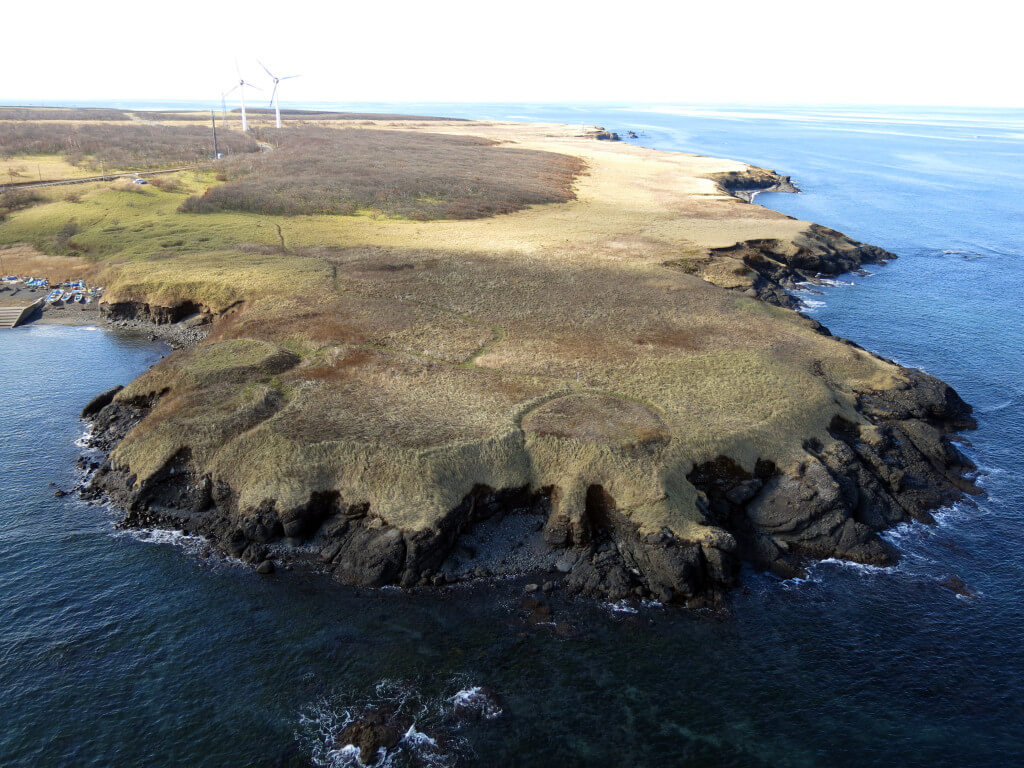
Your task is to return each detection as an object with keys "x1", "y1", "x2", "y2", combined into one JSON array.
[{"x1": 132, "y1": 178, "x2": 148, "y2": 185}]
